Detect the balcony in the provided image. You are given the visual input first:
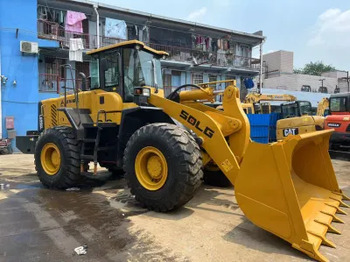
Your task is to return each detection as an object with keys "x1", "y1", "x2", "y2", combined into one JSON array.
[
  {"x1": 38, "y1": 19, "x2": 126, "y2": 49},
  {"x1": 37, "y1": 19, "x2": 260, "y2": 72},
  {"x1": 149, "y1": 43, "x2": 260, "y2": 71}
]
